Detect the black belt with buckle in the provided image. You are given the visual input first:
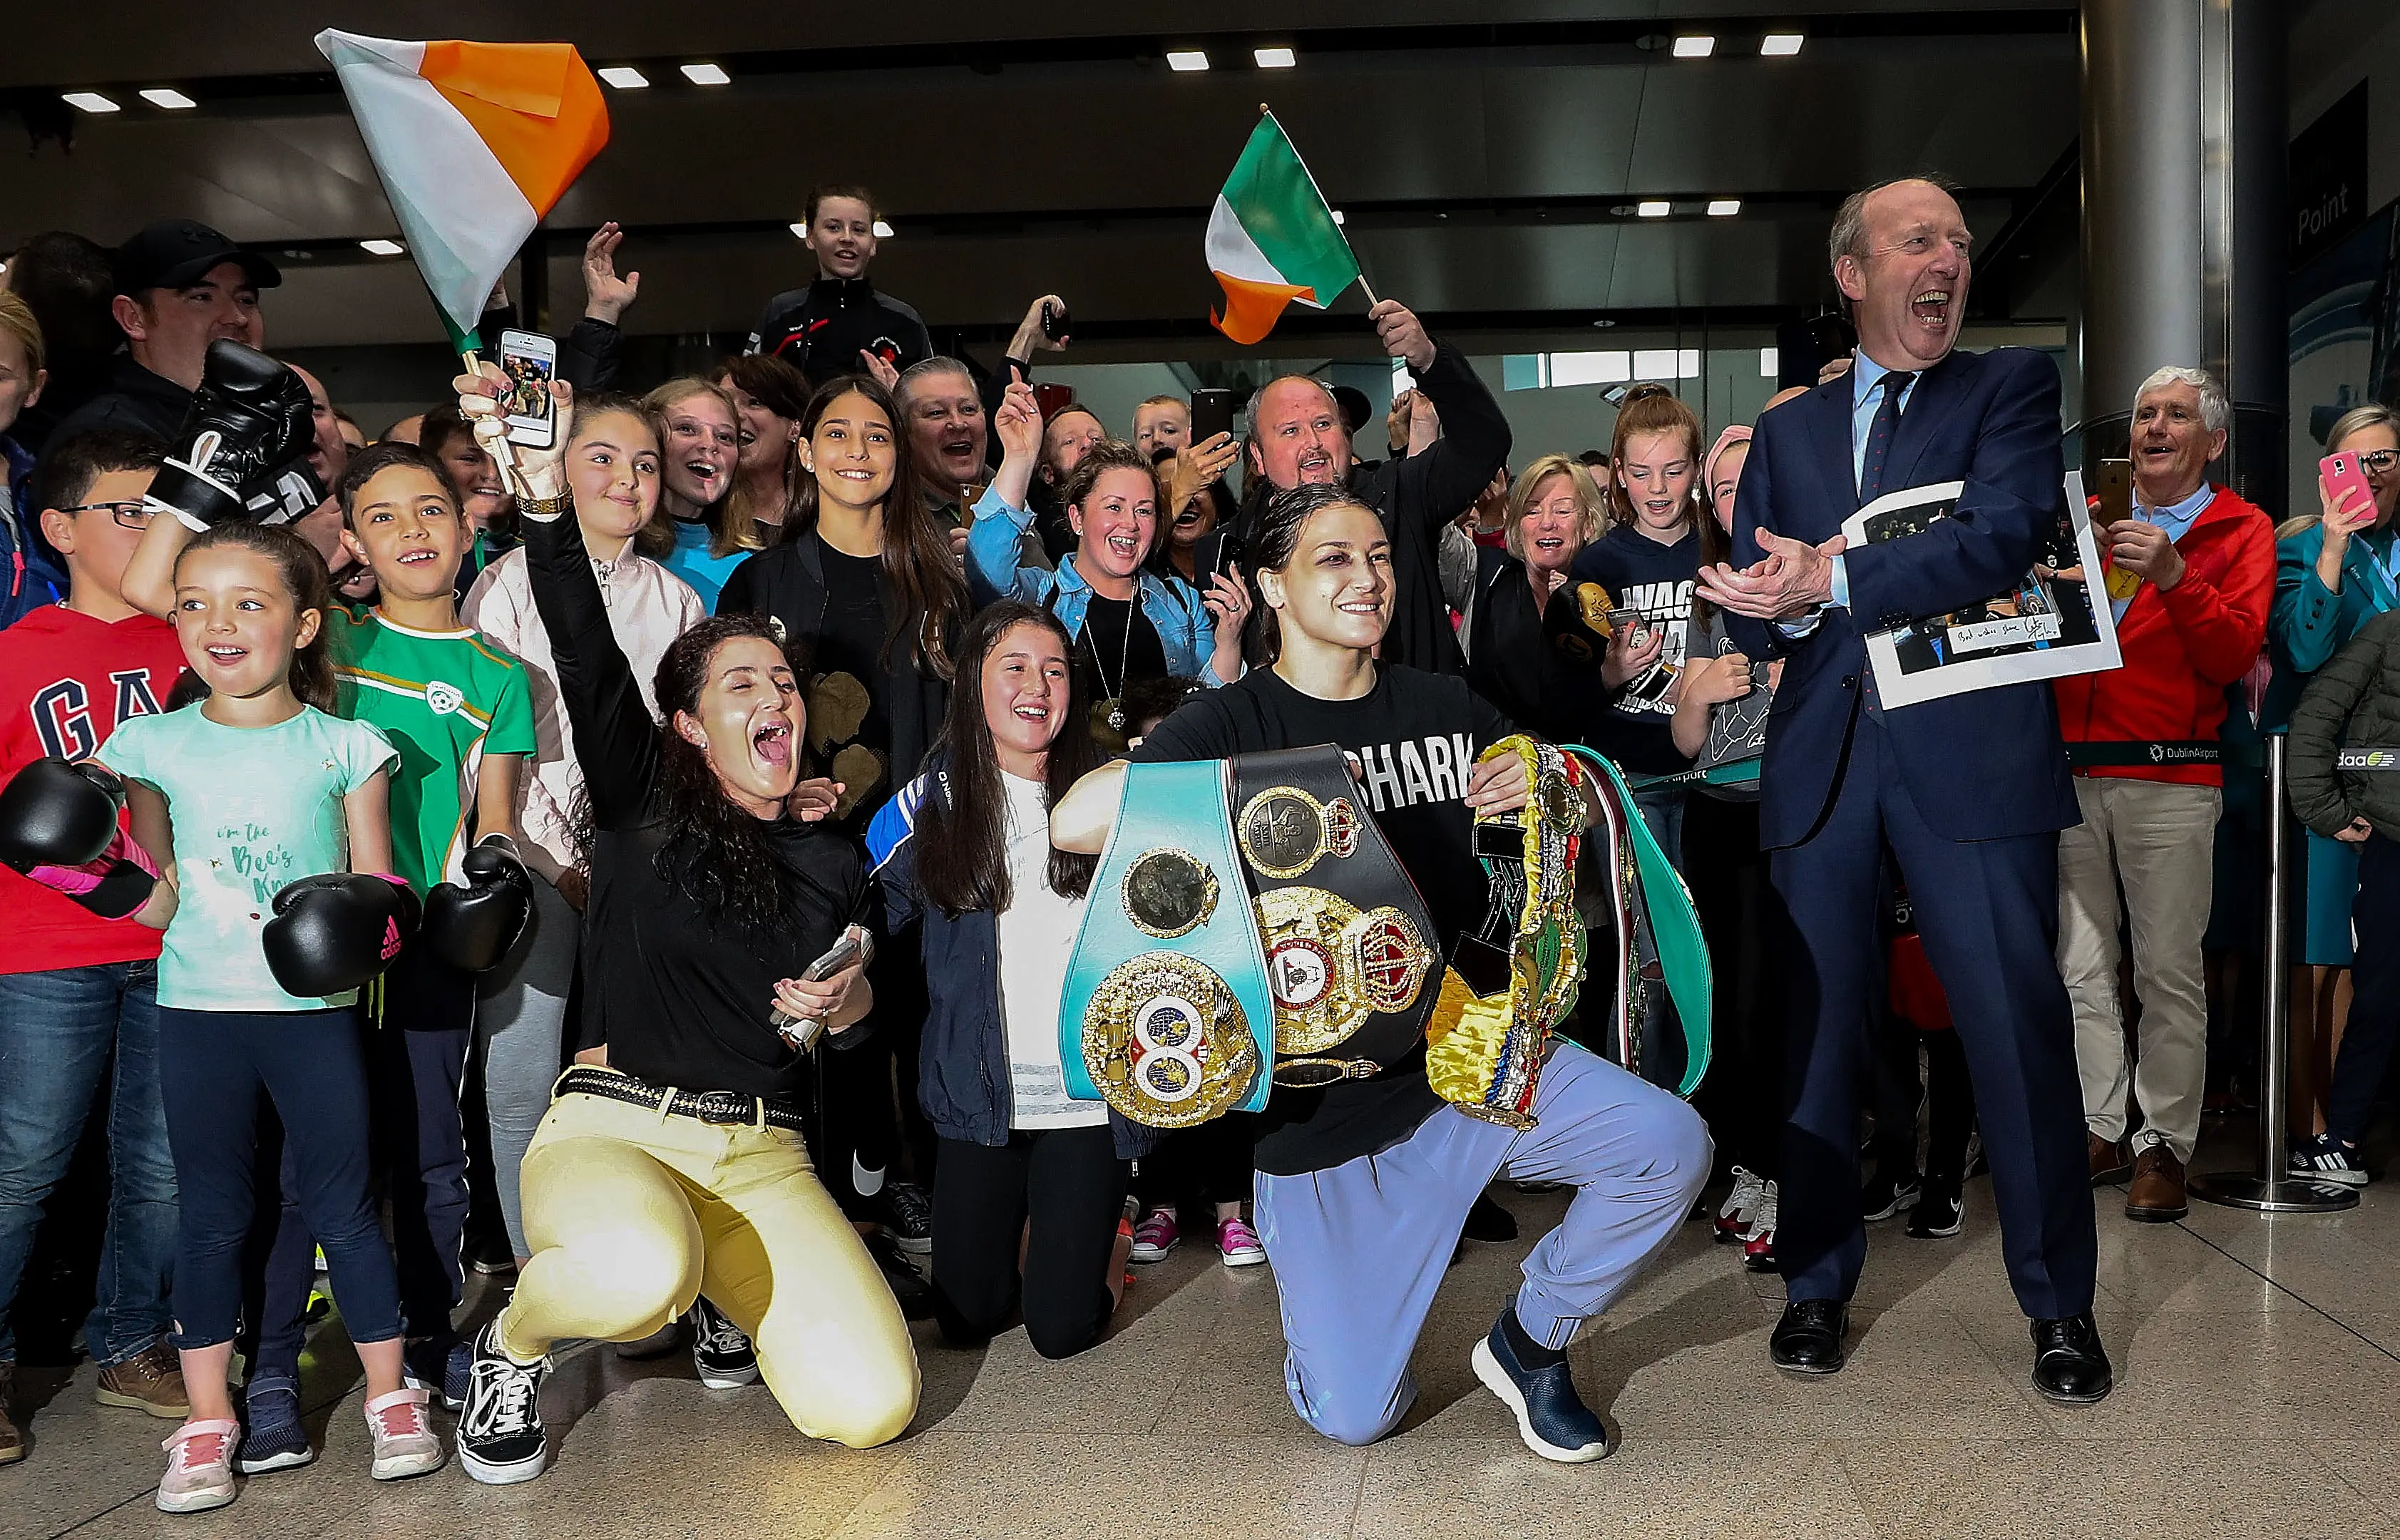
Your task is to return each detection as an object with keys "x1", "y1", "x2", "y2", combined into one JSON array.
[{"x1": 558, "y1": 1067, "x2": 806, "y2": 1132}]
